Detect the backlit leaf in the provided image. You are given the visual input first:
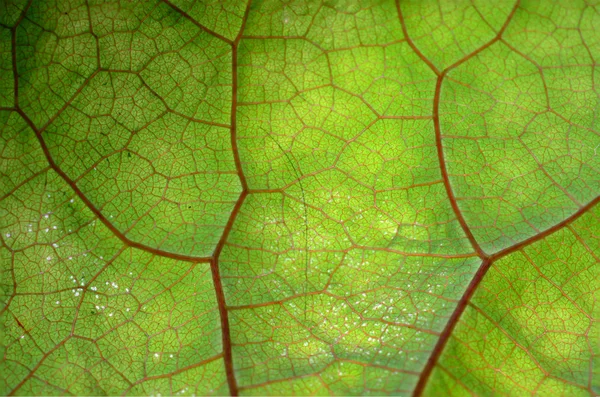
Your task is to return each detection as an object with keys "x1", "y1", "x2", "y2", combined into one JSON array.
[{"x1": 1, "y1": 0, "x2": 598, "y2": 396}]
